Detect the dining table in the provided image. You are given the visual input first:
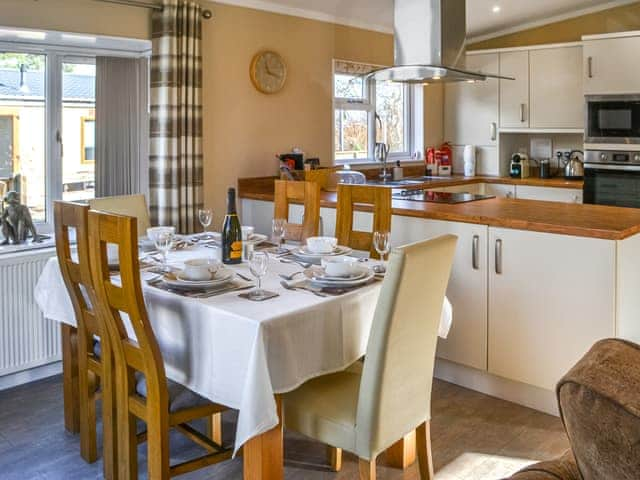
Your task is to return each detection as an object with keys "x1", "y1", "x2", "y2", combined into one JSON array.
[{"x1": 34, "y1": 240, "x2": 453, "y2": 480}]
